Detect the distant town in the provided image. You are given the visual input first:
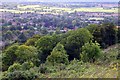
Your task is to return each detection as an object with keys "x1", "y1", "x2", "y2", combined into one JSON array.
[{"x1": 0, "y1": 2, "x2": 118, "y2": 49}]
